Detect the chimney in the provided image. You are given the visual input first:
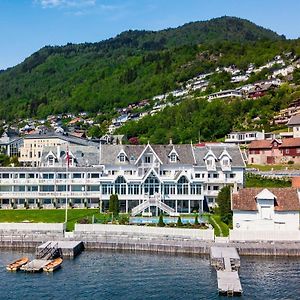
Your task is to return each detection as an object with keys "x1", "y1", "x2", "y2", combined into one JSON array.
[{"x1": 169, "y1": 138, "x2": 173, "y2": 145}]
